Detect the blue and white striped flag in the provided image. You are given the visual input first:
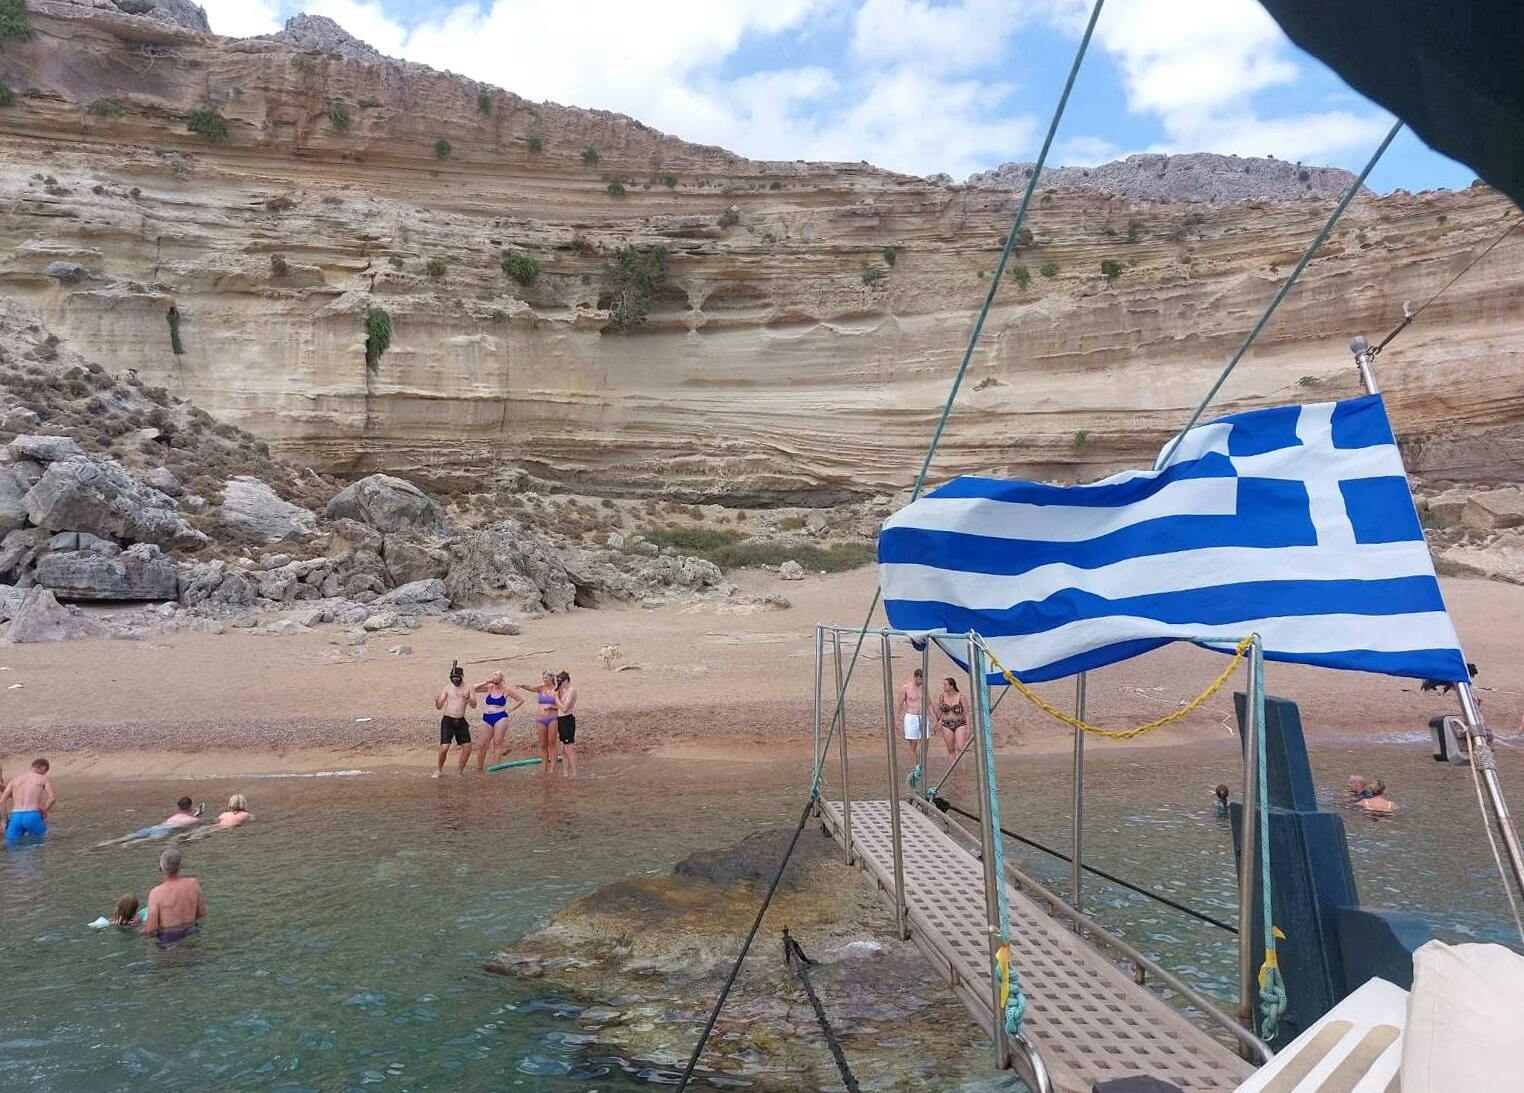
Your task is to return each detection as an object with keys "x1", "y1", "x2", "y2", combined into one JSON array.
[{"x1": 880, "y1": 394, "x2": 1468, "y2": 684}]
